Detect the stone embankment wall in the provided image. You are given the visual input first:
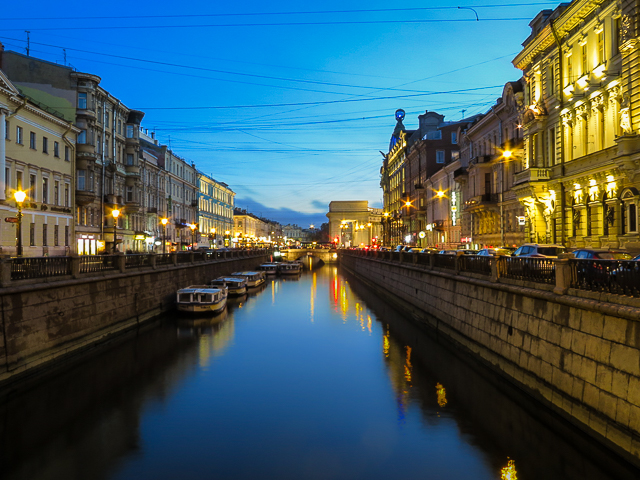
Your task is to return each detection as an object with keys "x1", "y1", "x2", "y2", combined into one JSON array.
[
  {"x1": 0, "y1": 254, "x2": 268, "y2": 387},
  {"x1": 341, "y1": 253, "x2": 640, "y2": 465}
]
